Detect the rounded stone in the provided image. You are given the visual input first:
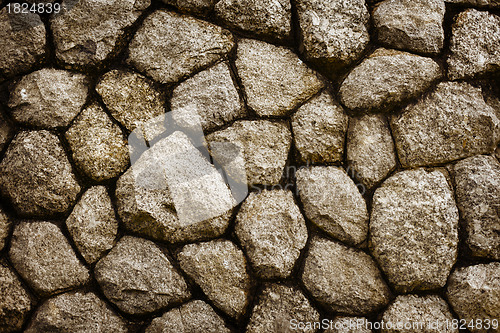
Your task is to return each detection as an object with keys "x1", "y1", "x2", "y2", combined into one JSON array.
[
  {"x1": 0, "y1": 109, "x2": 14, "y2": 153},
  {"x1": 324, "y1": 317, "x2": 373, "y2": 333},
  {"x1": 0, "y1": 262, "x2": 32, "y2": 333},
  {"x1": 0, "y1": 205, "x2": 11, "y2": 252}
]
